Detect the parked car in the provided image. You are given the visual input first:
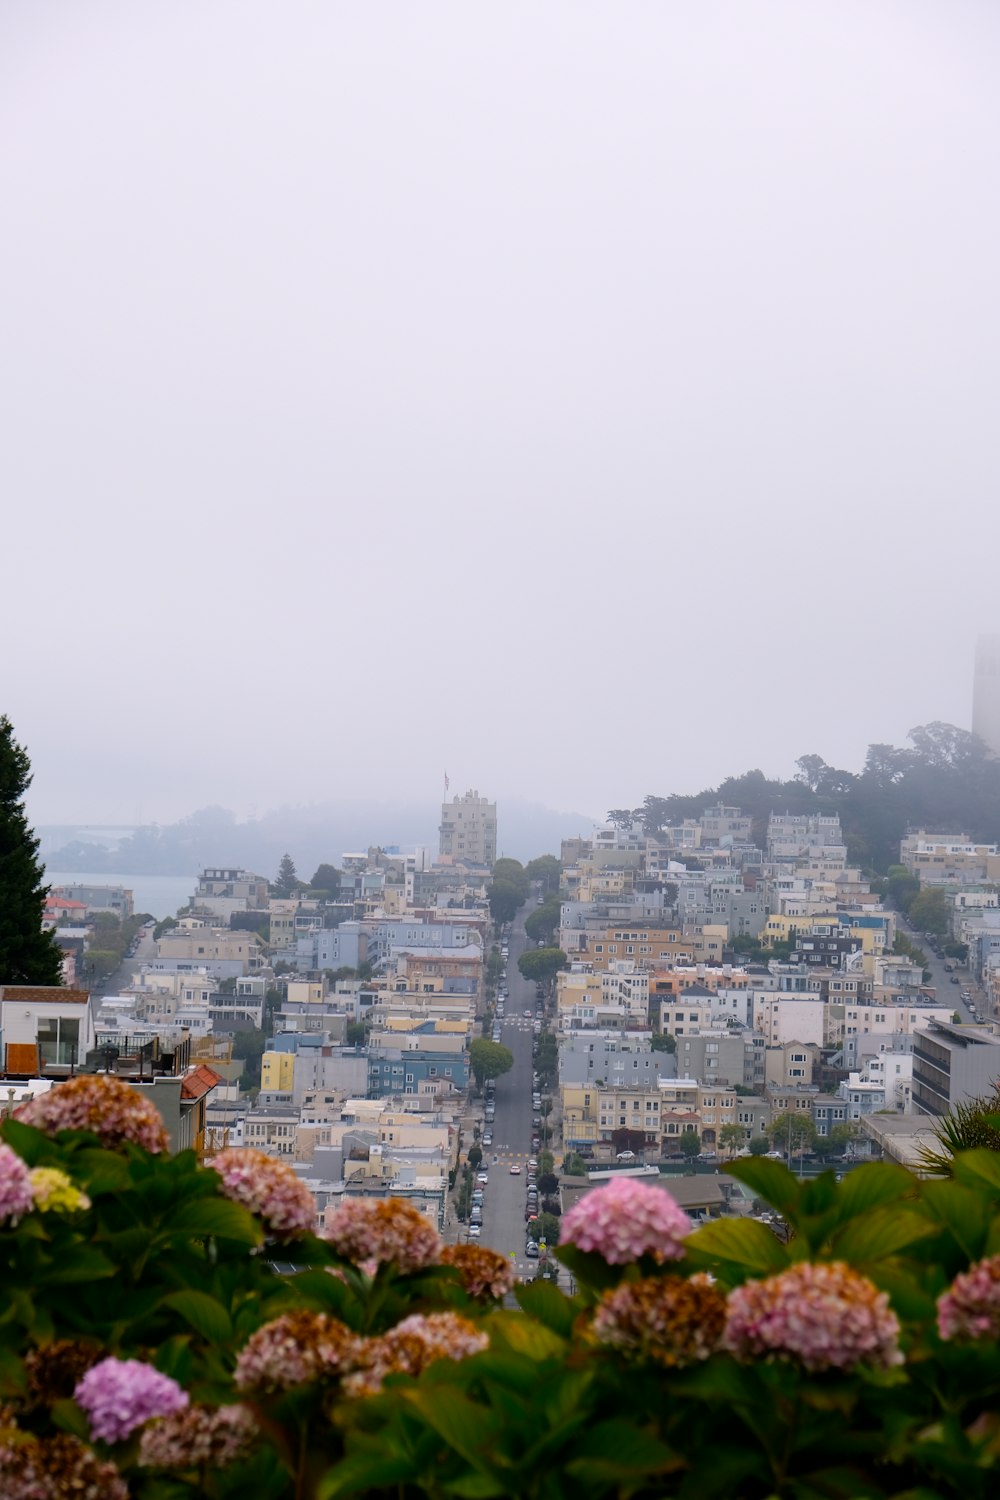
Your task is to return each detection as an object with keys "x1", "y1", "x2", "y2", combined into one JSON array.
[
  {"x1": 525, "y1": 1242, "x2": 539, "y2": 1258},
  {"x1": 468, "y1": 1224, "x2": 481, "y2": 1239},
  {"x1": 477, "y1": 1172, "x2": 489, "y2": 1185}
]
